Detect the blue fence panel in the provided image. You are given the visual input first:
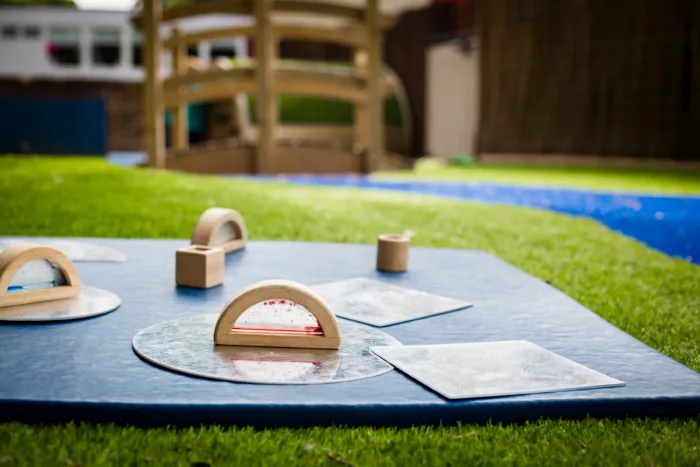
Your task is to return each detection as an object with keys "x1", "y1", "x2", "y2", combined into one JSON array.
[{"x1": 0, "y1": 97, "x2": 106, "y2": 155}]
